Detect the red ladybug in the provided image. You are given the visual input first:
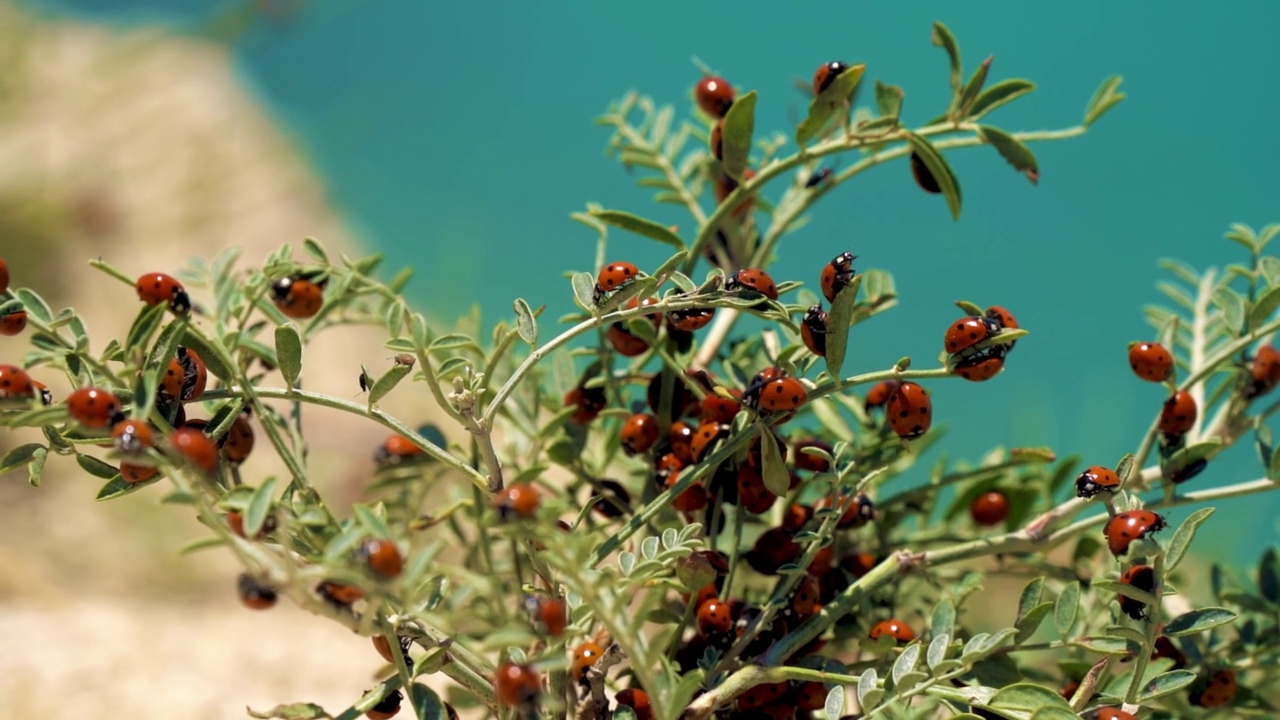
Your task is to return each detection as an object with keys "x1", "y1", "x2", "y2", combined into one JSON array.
[
  {"x1": 591, "y1": 479, "x2": 631, "y2": 519},
  {"x1": 1075, "y1": 465, "x2": 1121, "y2": 498},
  {"x1": 690, "y1": 422, "x2": 727, "y2": 462},
  {"x1": 910, "y1": 152, "x2": 941, "y2": 194},
  {"x1": 169, "y1": 427, "x2": 219, "y2": 473},
  {"x1": 700, "y1": 390, "x2": 741, "y2": 425},
  {"x1": 667, "y1": 421, "x2": 696, "y2": 463},
  {"x1": 869, "y1": 618, "x2": 915, "y2": 643},
  {"x1": 1189, "y1": 669, "x2": 1236, "y2": 708},
  {"x1": 816, "y1": 491, "x2": 875, "y2": 529},
  {"x1": 67, "y1": 387, "x2": 124, "y2": 428},
  {"x1": 1118, "y1": 564, "x2": 1156, "y2": 620},
  {"x1": 359, "y1": 538, "x2": 403, "y2": 579},
  {"x1": 726, "y1": 267, "x2": 779, "y2": 301},
  {"x1": 746, "y1": 526, "x2": 801, "y2": 574},
  {"x1": 944, "y1": 316, "x2": 996, "y2": 355},
  {"x1": 820, "y1": 251, "x2": 857, "y2": 303},
  {"x1": 1096, "y1": 710, "x2": 1136, "y2": 720},
  {"x1": 0, "y1": 257, "x2": 8, "y2": 293},
  {"x1": 496, "y1": 482, "x2": 540, "y2": 520},
  {"x1": 375, "y1": 433, "x2": 425, "y2": 465},
  {"x1": 813, "y1": 61, "x2": 850, "y2": 95},
  {"x1": 647, "y1": 372, "x2": 698, "y2": 421},
  {"x1": 317, "y1": 580, "x2": 364, "y2": 606},
  {"x1": 713, "y1": 167, "x2": 757, "y2": 218},
  {"x1": 119, "y1": 463, "x2": 159, "y2": 484},
  {"x1": 886, "y1": 381, "x2": 932, "y2": 439},
  {"x1": 666, "y1": 471, "x2": 709, "y2": 513},
  {"x1": 135, "y1": 272, "x2": 191, "y2": 314},
  {"x1": 694, "y1": 75, "x2": 735, "y2": 118},
  {"x1": 525, "y1": 595, "x2": 567, "y2": 637},
  {"x1": 1129, "y1": 342, "x2": 1174, "y2": 382},
  {"x1": 801, "y1": 305, "x2": 829, "y2": 356},
  {"x1": 954, "y1": 349, "x2": 1007, "y2": 382},
  {"x1": 372, "y1": 635, "x2": 411, "y2": 664},
  {"x1": 0, "y1": 364, "x2": 35, "y2": 400},
  {"x1": 226, "y1": 509, "x2": 277, "y2": 539},
  {"x1": 111, "y1": 419, "x2": 154, "y2": 454},
  {"x1": 668, "y1": 306, "x2": 715, "y2": 332},
  {"x1": 1153, "y1": 635, "x2": 1187, "y2": 669},
  {"x1": 696, "y1": 598, "x2": 734, "y2": 637},
  {"x1": 615, "y1": 689, "x2": 653, "y2": 720},
  {"x1": 565, "y1": 383, "x2": 608, "y2": 424},
  {"x1": 0, "y1": 308, "x2": 26, "y2": 336},
  {"x1": 271, "y1": 275, "x2": 325, "y2": 319},
  {"x1": 1104, "y1": 510, "x2": 1167, "y2": 556},
  {"x1": 751, "y1": 377, "x2": 808, "y2": 413},
  {"x1": 793, "y1": 439, "x2": 832, "y2": 473},
  {"x1": 237, "y1": 573, "x2": 277, "y2": 610},
  {"x1": 495, "y1": 662, "x2": 541, "y2": 708},
  {"x1": 985, "y1": 305, "x2": 1020, "y2": 350},
  {"x1": 736, "y1": 464, "x2": 777, "y2": 514},
  {"x1": 791, "y1": 574, "x2": 821, "y2": 619},
  {"x1": 1159, "y1": 390, "x2": 1197, "y2": 436},
  {"x1": 593, "y1": 261, "x2": 640, "y2": 302},
  {"x1": 365, "y1": 689, "x2": 402, "y2": 720},
  {"x1": 620, "y1": 413, "x2": 660, "y2": 455},
  {"x1": 841, "y1": 551, "x2": 877, "y2": 578},
  {"x1": 710, "y1": 120, "x2": 724, "y2": 159},
  {"x1": 734, "y1": 682, "x2": 789, "y2": 711},
  {"x1": 1245, "y1": 344, "x2": 1280, "y2": 398},
  {"x1": 607, "y1": 322, "x2": 649, "y2": 356},
  {"x1": 161, "y1": 346, "x2": 208, "y2": 402},
  {"x1": 782, "y1": 503, "x2": 813, "y2": 531},
  {"x1": 571, "y1": 641, "x2": 606, "y2": 682},
  {"x1": 864, "y1": 379, "x2": 898, "y2": 411},
  {"x1": 969, "y1": 491, "x2": 1010, "y2": 526},
  {"x1": 223, "y1": 411, "x2": 255, "y2": 464}
]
